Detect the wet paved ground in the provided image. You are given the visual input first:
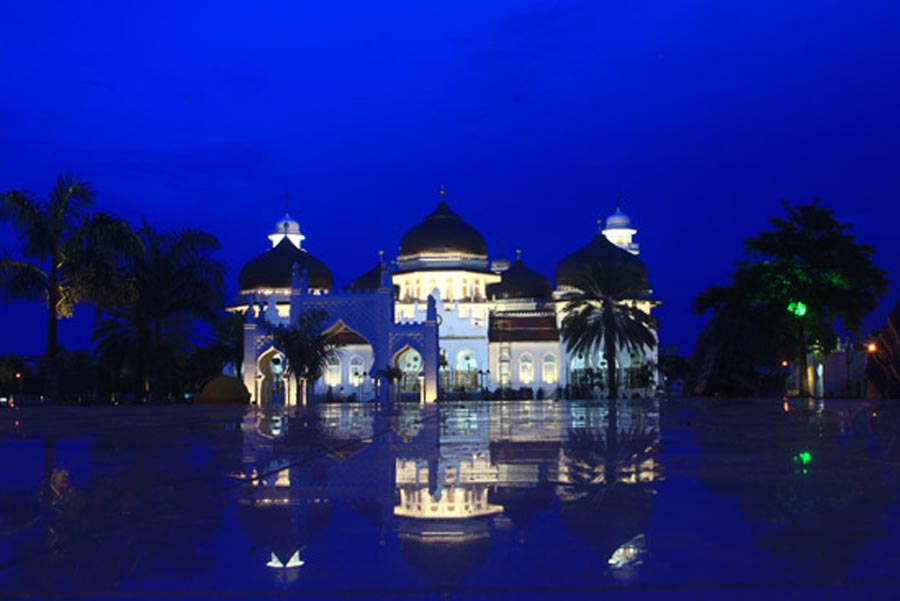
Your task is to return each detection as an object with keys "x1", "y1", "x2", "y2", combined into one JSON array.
[{"x1": 1, "y1": 397, "x2": 899, "y2": 599}]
